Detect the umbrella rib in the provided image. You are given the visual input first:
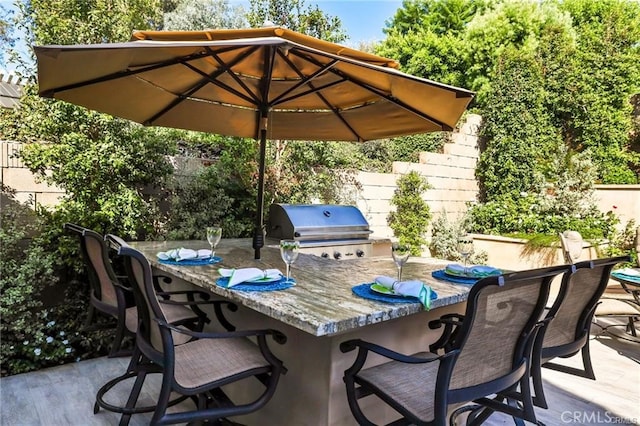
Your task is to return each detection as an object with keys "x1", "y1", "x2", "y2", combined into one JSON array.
[
  {"x1": 182, "y1": 61, "x2": 257, "y2": 106},
  {"x1": 268, "y1": 54, "x2": 338, "y2": 105},
  {"x1": 206, "y1": 46, "x2": 262, "y2": 105},
  {"x1": 271, "y1": 49, "x2": 364, "y2": 141},
  {"x1": 39, "y1": 51, "x2": 212, "y2": 97},
  {"x1": 143, "y1": 70, "x2": 211, "y2": 125},
  {"x1": 299, "y1": 51, "x2": 455, "y2": 131},
  {"x1": 145, "y1": 46, "x2": 262, "y2": 125}
]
